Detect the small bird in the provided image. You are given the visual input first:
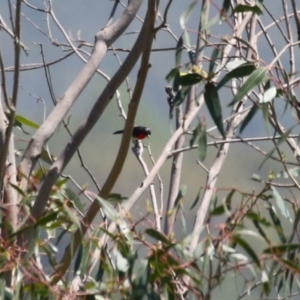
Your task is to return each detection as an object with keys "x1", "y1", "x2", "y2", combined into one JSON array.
[{"x1": 113, "y1": 126, "x2": 151, "y2": 140}]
